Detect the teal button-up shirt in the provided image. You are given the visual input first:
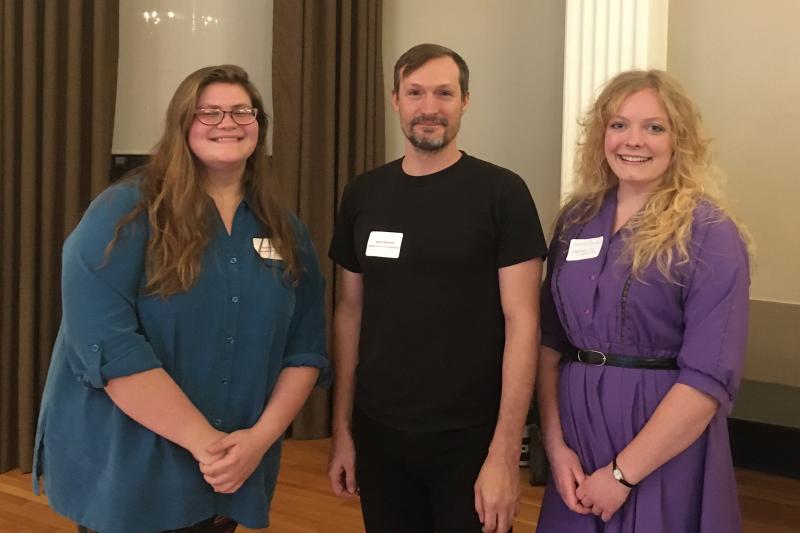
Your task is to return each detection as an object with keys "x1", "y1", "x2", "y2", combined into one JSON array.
[{"x1": 33, "y1": 181, "x2": 329, "y2": 532}]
